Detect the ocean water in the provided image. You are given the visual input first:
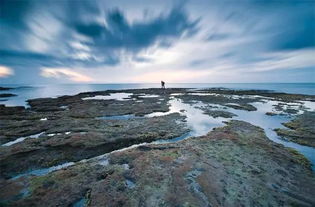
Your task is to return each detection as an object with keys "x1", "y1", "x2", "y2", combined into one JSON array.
[{"x1": 0, "y1": 83, "x2": 314, "y2": 107}]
